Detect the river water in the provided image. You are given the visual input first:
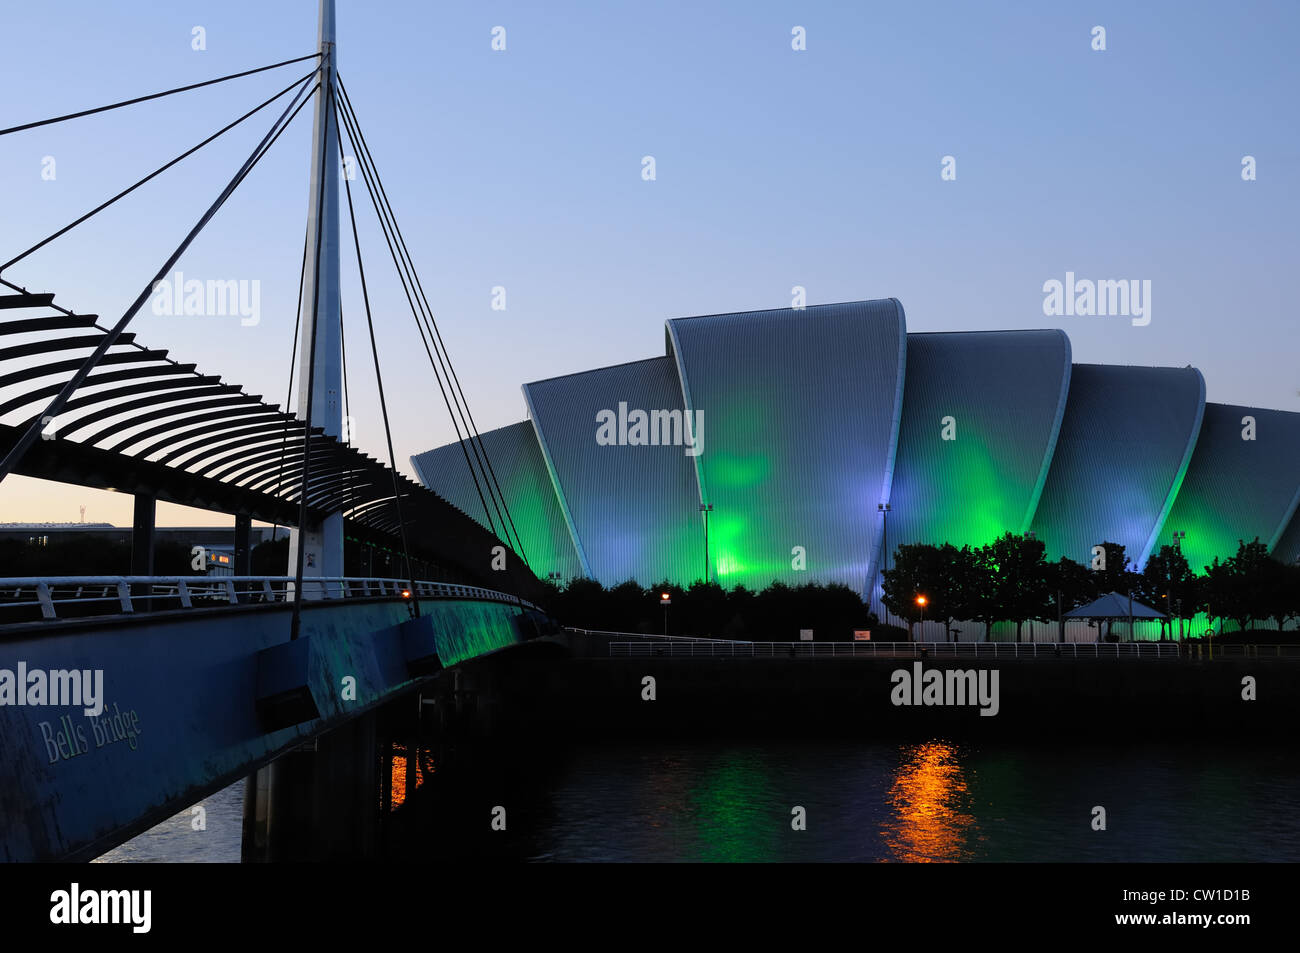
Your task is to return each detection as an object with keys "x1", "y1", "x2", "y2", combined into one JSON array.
[{"x1": 93, "y1": 740, "x2": 1300, "y2": 863}]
